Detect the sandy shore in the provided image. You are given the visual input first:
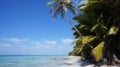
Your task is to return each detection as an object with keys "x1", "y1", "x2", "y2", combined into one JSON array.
[{"x1": 51, "y1": 56, "x2": 119, "y2": 67}]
